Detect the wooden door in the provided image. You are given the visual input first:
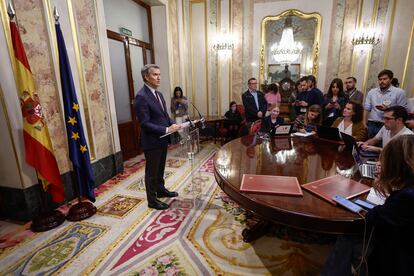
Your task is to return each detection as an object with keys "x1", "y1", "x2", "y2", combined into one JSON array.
[{"x1": 107, "y1": 30, "x2": 154, "y2": 160}]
